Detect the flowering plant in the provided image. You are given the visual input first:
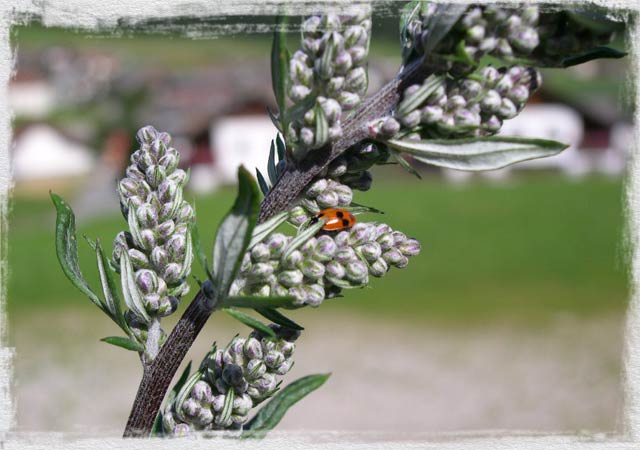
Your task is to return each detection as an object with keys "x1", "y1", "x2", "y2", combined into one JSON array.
[{"x1": 50, "y1": 3, "x2": 624, "y2": 438}]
